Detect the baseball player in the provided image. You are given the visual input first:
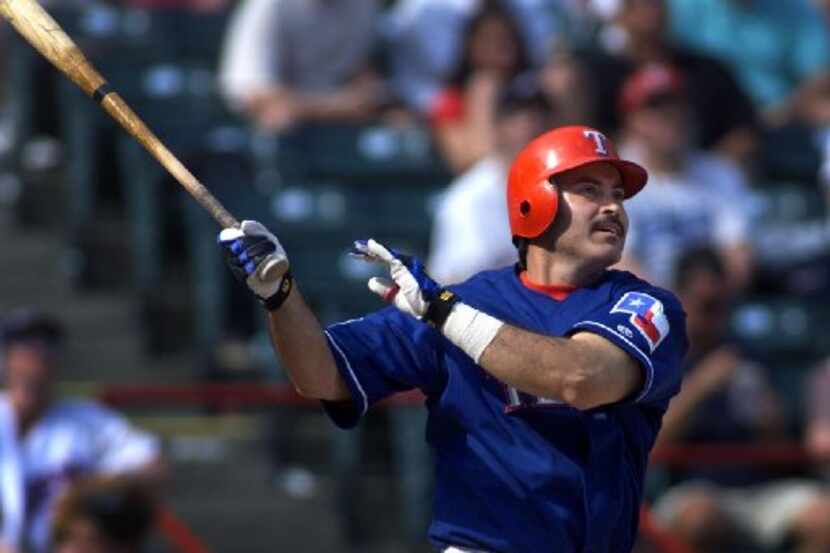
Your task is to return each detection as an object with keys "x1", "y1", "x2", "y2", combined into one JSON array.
[
  {"x1": 219, "y1": 125, "x2": 688, "y2": 553},
  {"x1": 0, "y1": 309, "x2": 164, "y2": 553}
]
